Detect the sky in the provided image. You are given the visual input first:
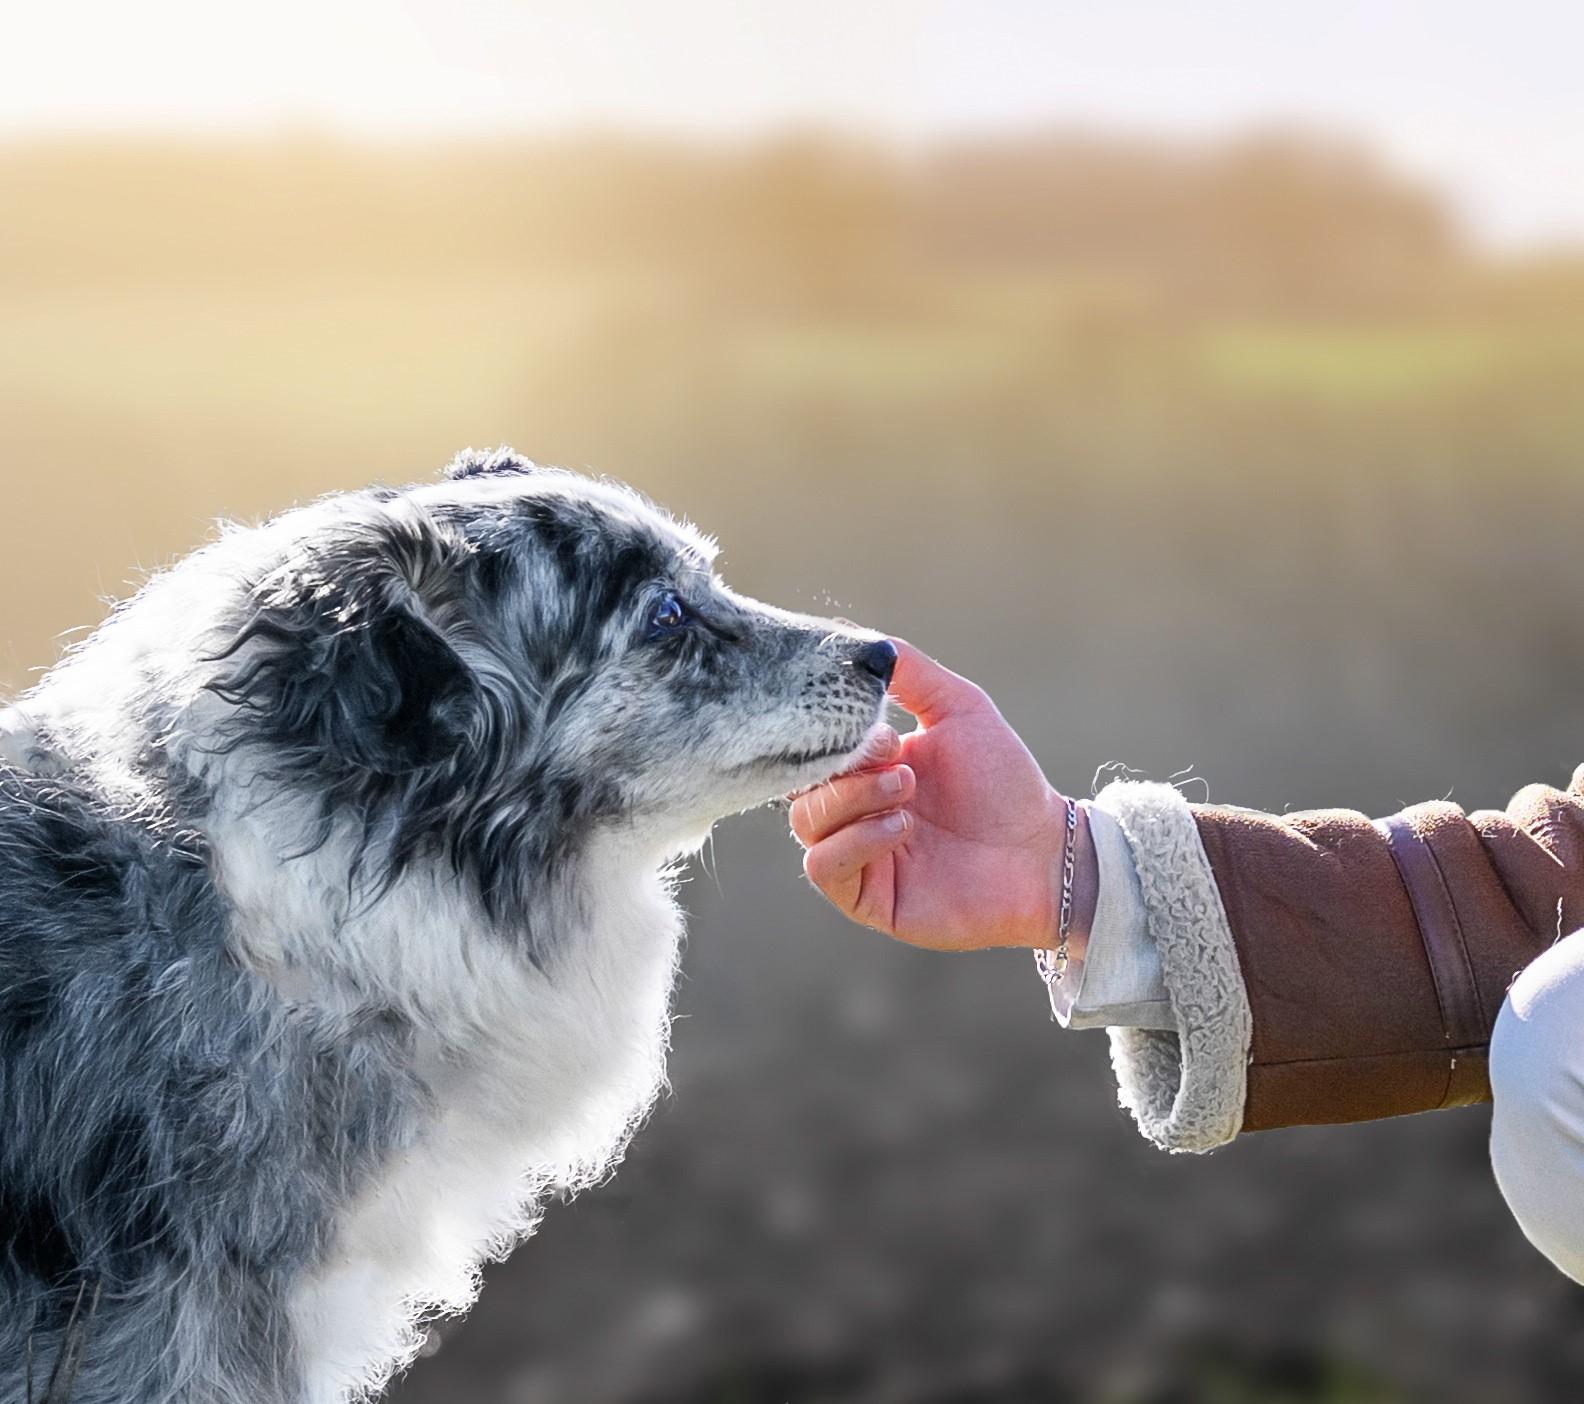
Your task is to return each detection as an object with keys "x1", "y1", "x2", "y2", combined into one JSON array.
[{"x1": 4, "y1": 0, "x2": 1581, "y2": 249}]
